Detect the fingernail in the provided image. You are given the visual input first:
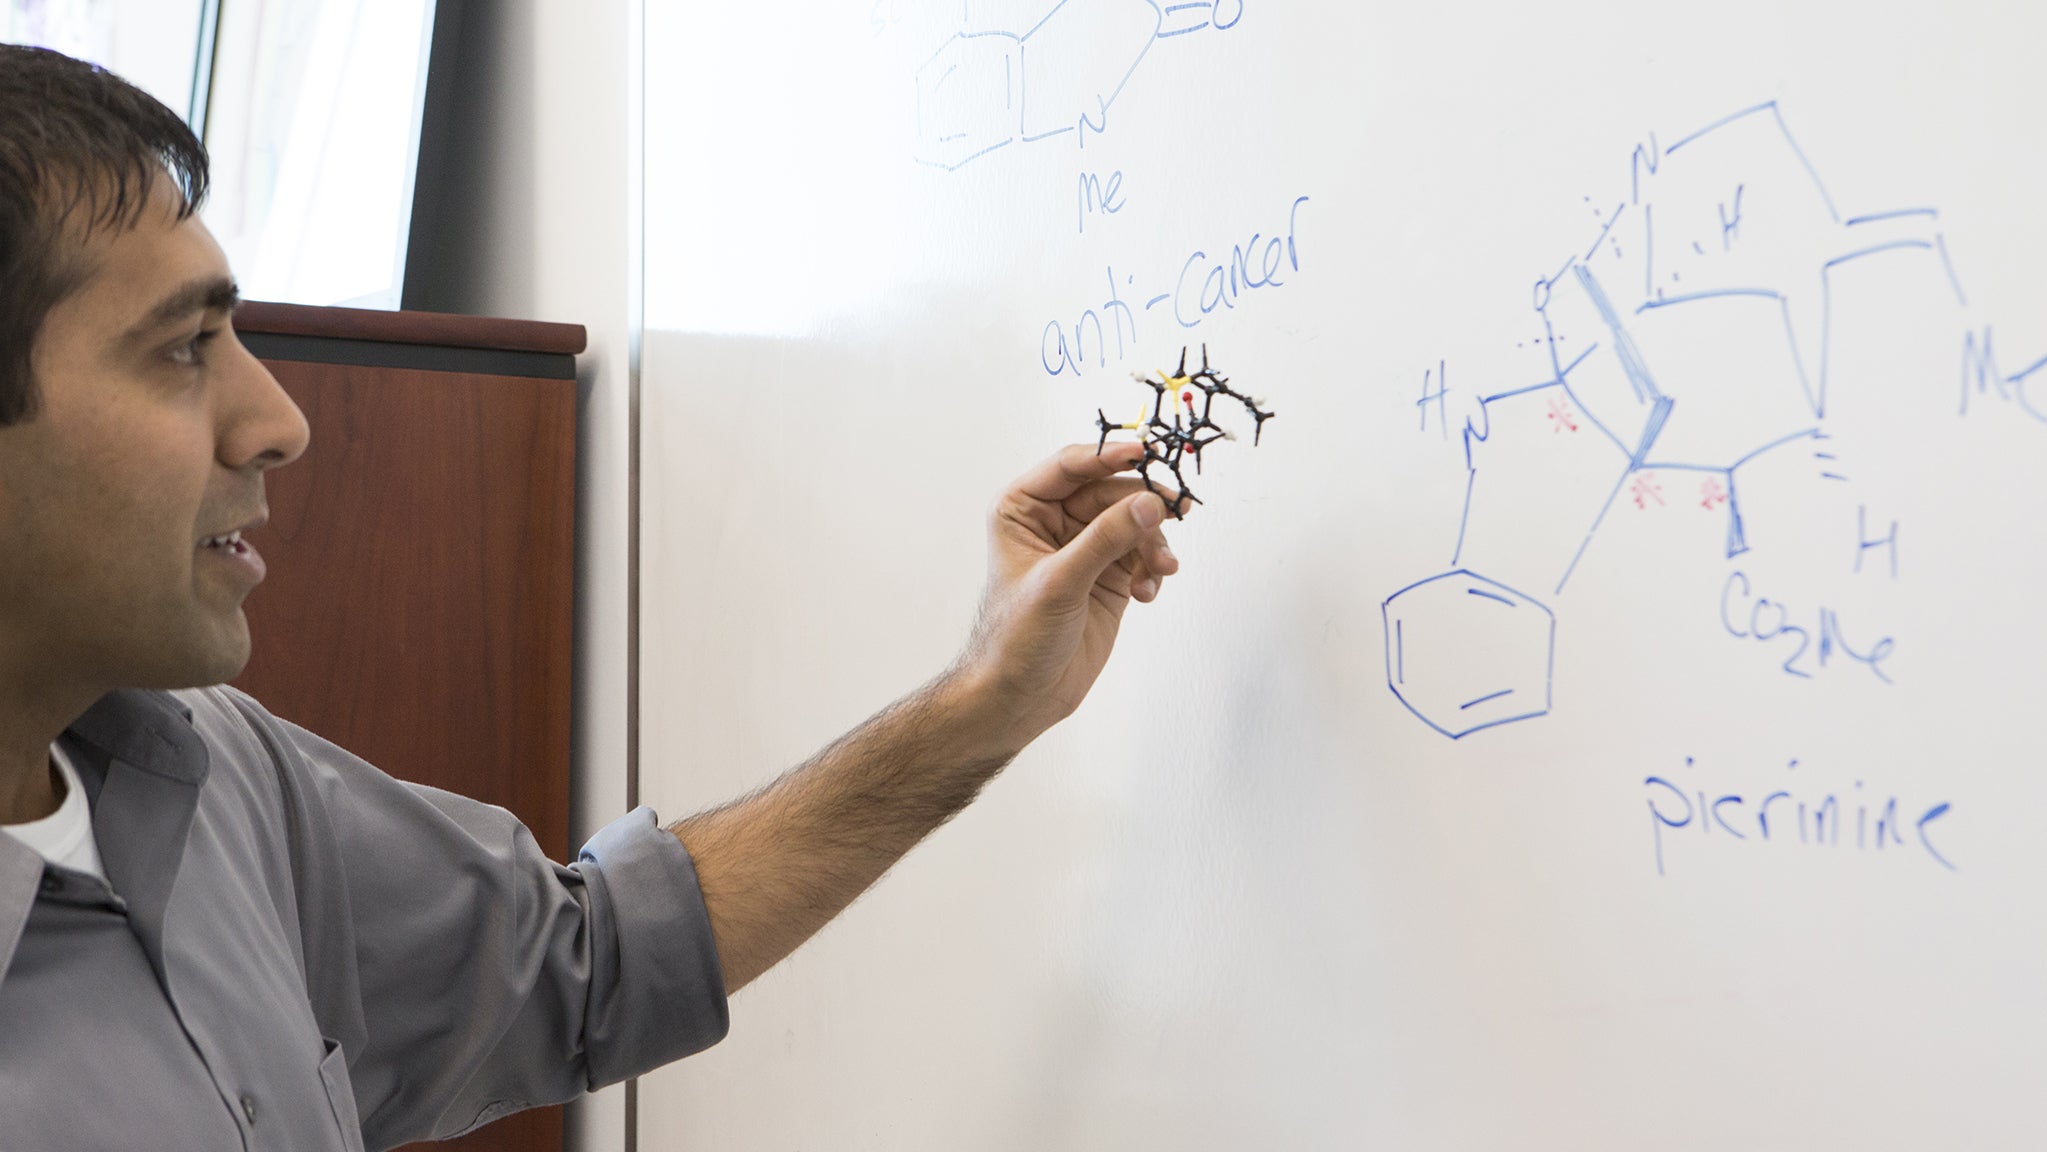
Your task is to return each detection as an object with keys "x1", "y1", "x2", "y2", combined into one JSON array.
[
  {"x1": 1134, "y1": 577, "x2": 1158, "y2": 600},
  {"x1": 1132, "y1": 494, "x2": 1164, "y2": 529}
]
